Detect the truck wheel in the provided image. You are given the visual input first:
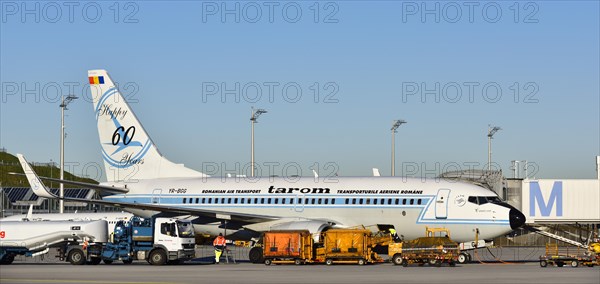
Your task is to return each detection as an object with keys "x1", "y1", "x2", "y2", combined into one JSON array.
[
  {"x1": 457, "y1": 253, "x2": 468, "y2": 264},
  {"x1": 540, "y1": 260, "x2": 548, "y2": 267},
  {"x1": 68, "y1": 249, "x2": 86, "y2": 265},
  {"x1": 449, "y1": 261, "x2": 456, "y2": 267},
  {"x1": 249, "y1": 247, "x2": 263, "y2": 264},
  {"x1": 557, "y1": 262, "x2": 564, "y2": 267},
  {"x1": 264, "y1": 259, "x2": 272, "y2": 266},
  {"x1": 358, "y1": 259, "x2": 366, "y2": 265},
  {"x1": 325, "y1": 259, "x2": 333, "y2": 266},
  {"x1": 570, "y1": 260, "x2": 579, "y2": 267},
  {"x1": 392, "y1": 254, "x2": 403, "y2": 265},
  {"x1": 88, "y1": 257, "x2": 102, "y2": 265},
  {"x1": 402, "y1": 261, "x2": 409, "y2": 267},
  {"x1": 428, "y1": 259, "x2": 437, "y2": 266},
  {"x1": 103, "y1": 259, "x2": 113, "y2": 265},
  {"x1": 294, "y1": 259, "x2": 302, "y2": 265},
  {"x1": 0, "y1": 254, "x2": 15, "y2": 265},
  {"x1": 123, "y1": 259, "x2": 133, "y2": 264},
  {"x1": 149, "y1": 249, "x2": 167, "y2": 266}
]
